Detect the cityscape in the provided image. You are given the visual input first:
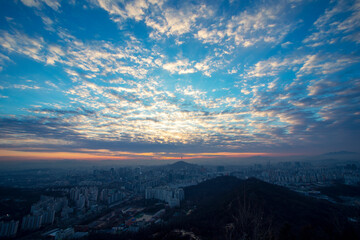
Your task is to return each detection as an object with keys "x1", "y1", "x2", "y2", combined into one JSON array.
[
  {"x1": 0, "y1": 156, "x2": 360, "y2": 239},
  {"x1": 1, "y1": 0, "x2": 360, "y2": 239}
]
